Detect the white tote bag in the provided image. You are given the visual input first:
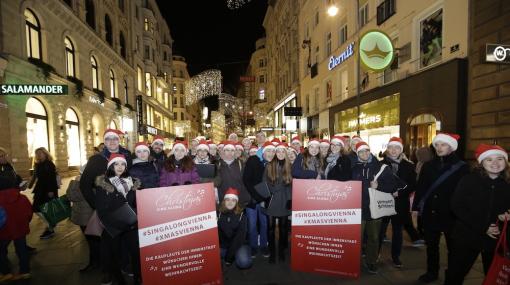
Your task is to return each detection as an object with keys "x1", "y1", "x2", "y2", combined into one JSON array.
[{"x1": 369, "y1": 164, "x2": 397, "y2": 219}]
